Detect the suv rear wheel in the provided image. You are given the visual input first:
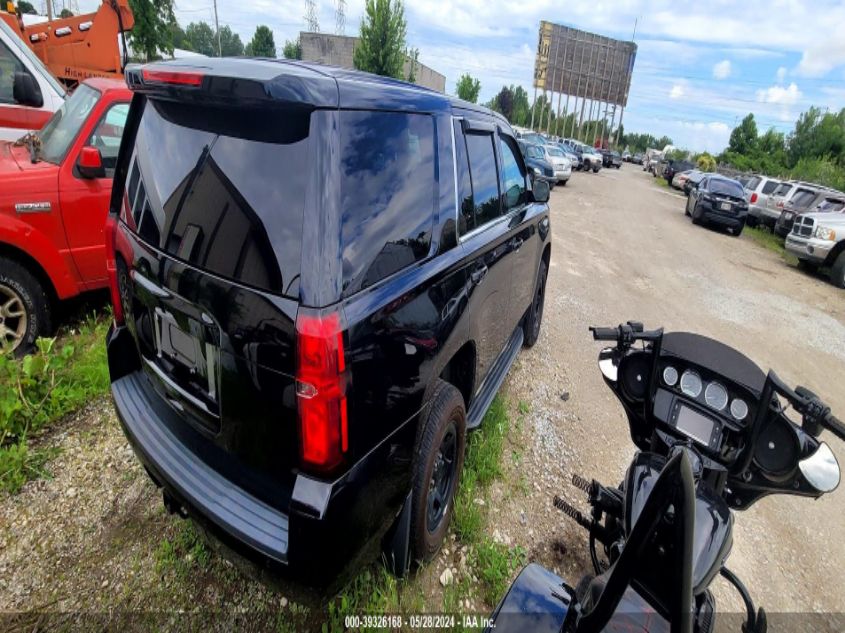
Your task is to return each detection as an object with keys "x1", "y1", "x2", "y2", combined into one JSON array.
[
  {"x1": 410, "y1": 380, "x2": 466, "y2": 563},
  {"x1": 523, "y1": 259, "x2": 548, "y2": 348},
  {"x1": 831, "y1": 252, "x2": 845, "y2": 289},
  {"x1": 0, "y1": 257, "x2": 51, "y2": 356}
]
